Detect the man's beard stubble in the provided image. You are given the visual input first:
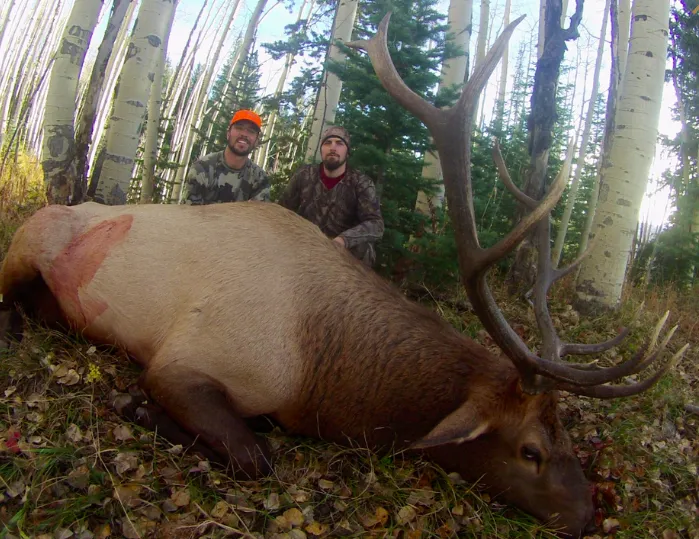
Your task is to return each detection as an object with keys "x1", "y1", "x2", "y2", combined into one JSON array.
[
  {"x1": 323, "y1": 155, "x2": 346, "y2": 171},
  {"x1": 228, "y1": 139, "x2": 252, "y2": 157}
]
